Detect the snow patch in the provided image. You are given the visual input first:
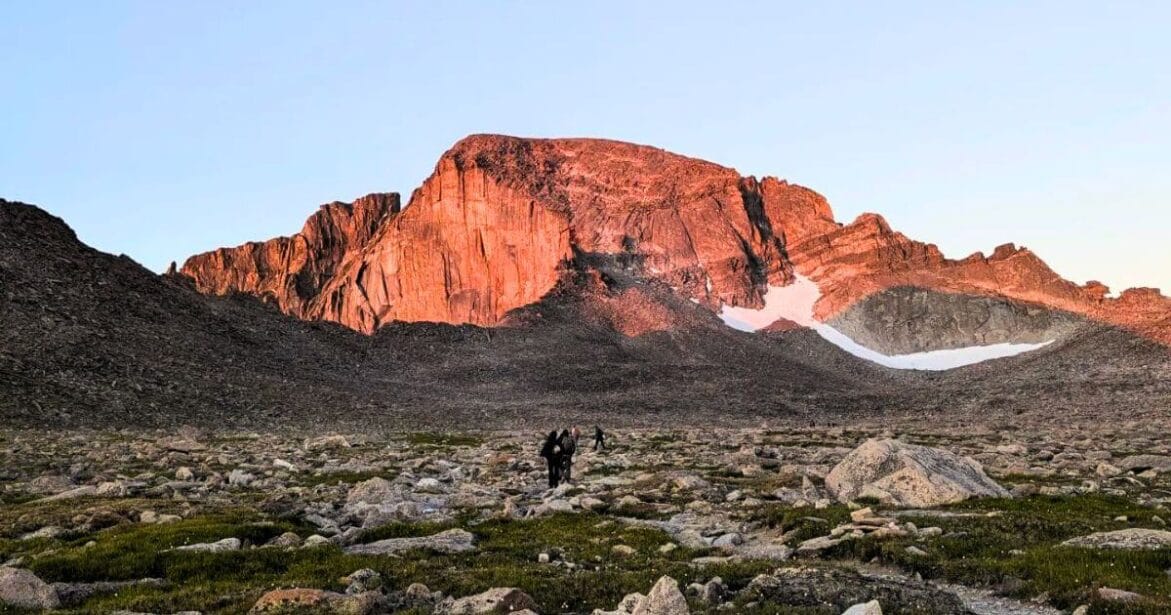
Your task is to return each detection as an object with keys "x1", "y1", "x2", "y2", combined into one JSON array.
[{"x1": 718, "y1": 275, "x2": 1054, "y2": 371}]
